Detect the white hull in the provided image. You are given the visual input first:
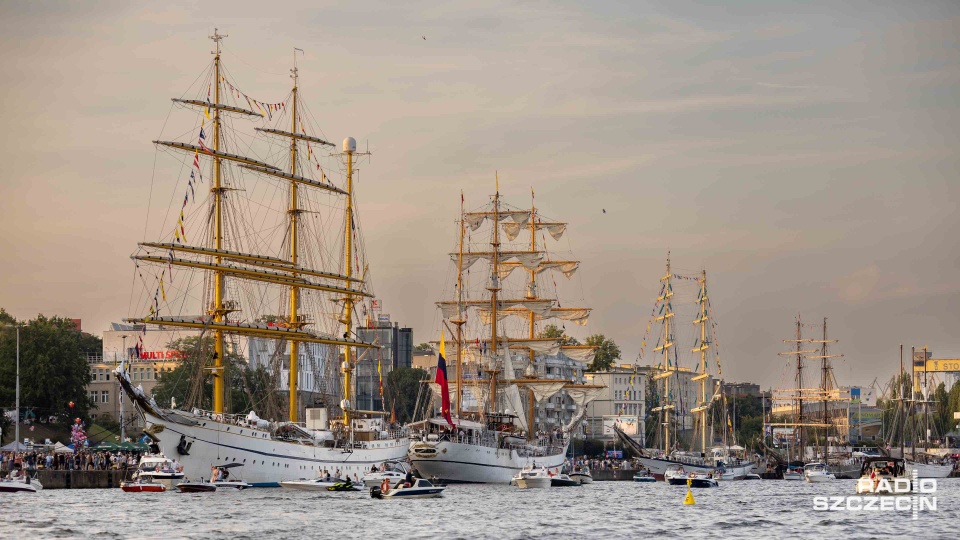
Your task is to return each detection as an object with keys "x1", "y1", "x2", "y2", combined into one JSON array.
[
  {"x1": 637, "y1": 456, "x2": 754, "y2": 479},
  {"x1": 906, "y1": 461, "x2": 953, "y2": 479},
  {"x1": 805, "y1": 473, "x2": 836, "y2": 483},
  {"x1": 146, "y1": 410, "x2": 408, "y2": 487},
  {"x1": 0, "y1": 479, "x2": 42, "y2": 493},
  {"x1": 409, "y1": 440, "x2": 567, "y2": 484},
  {"x1": 570, "y1": 472, "x2": 593, "y2": 485},
  {"x1": 516, "y1": 476, "x2": 551, "y2": 489}
]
